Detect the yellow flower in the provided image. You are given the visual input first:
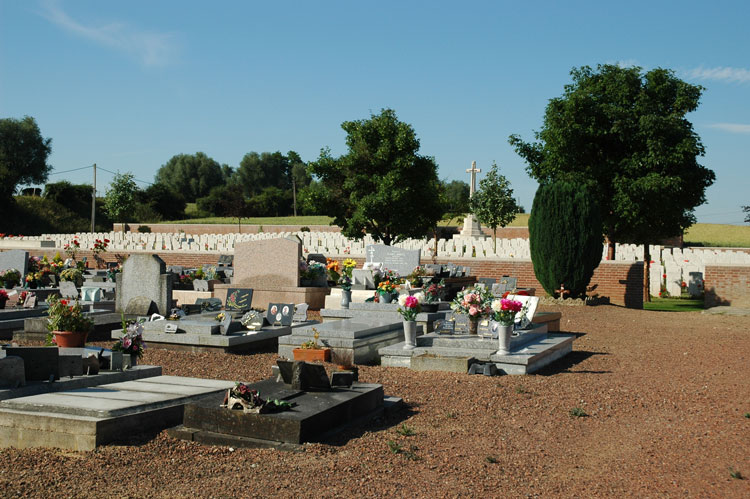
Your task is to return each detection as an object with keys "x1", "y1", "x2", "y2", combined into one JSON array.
[{"x1": 343, "y1": 258, "x2": 357, "y2": 269}]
